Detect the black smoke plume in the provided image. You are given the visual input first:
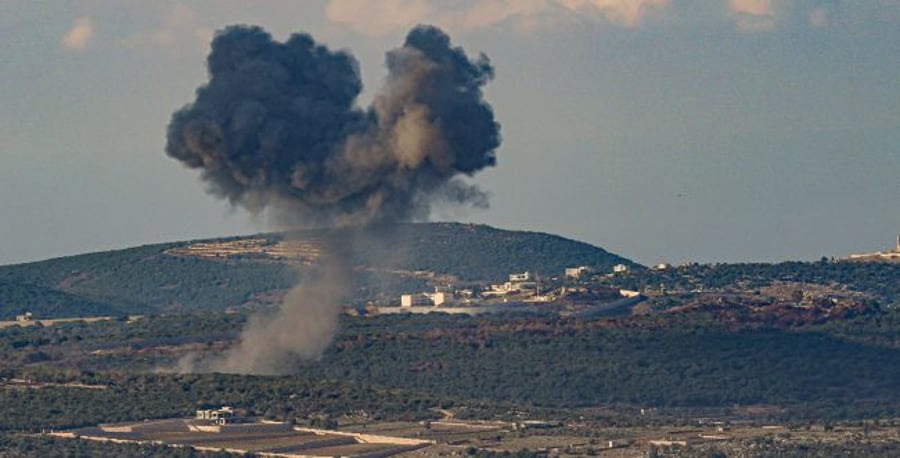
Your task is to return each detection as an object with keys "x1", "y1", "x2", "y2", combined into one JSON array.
[
  {"x1": 166, "y1": 25, "x2": 500, "y2": 373},
  {"x1": 167, "y1": 24, "x2": 499, "y2": 226}
]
